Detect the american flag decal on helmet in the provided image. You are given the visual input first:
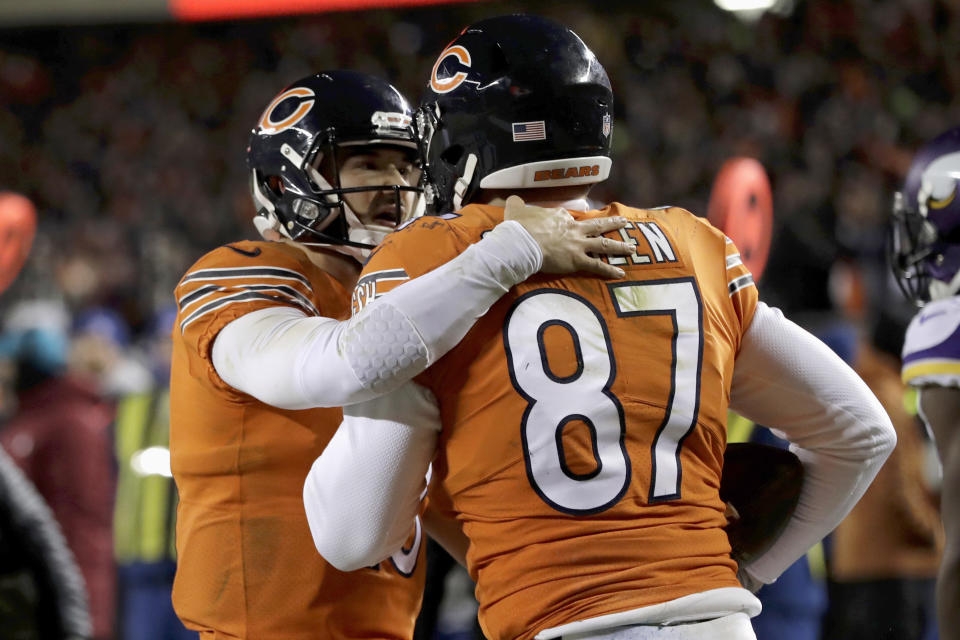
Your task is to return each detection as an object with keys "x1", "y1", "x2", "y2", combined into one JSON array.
[{"x1": 512, "y1": 121, "x2": 546, "y2": 142}]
